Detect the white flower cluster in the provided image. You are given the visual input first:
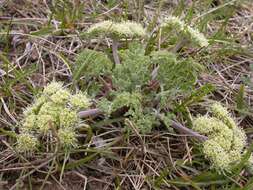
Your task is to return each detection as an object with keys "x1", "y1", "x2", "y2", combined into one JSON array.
[
  {"x1": 193, "y1": 103, "x2": 247, "y2": 171},
  {"x1": 87, "y1": 20, "x2": 146, "y2": 38},
  {"x1": 161, "y1": 16, "x2": 209, "y2": 47},
  {"x1": 17, "y1": 82, "x2": 91, "y2": 152}
]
